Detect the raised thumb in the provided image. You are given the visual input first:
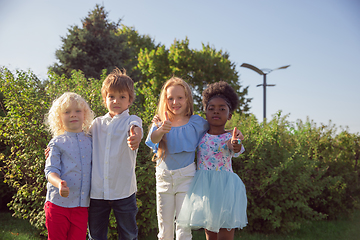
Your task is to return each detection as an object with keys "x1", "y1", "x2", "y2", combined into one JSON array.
[
  {"x1": 61, "y1": 180, "x2": 67, "y2": 187},
  {"x1": 130, "y1": 125, "x2": 136, "y2": 136},
  {"x1": 232, "y1": 127, "x2": 237, "y2": 141},
  {"x1": 165, "y1": 111, "x2": 169, "y2": 121}
]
